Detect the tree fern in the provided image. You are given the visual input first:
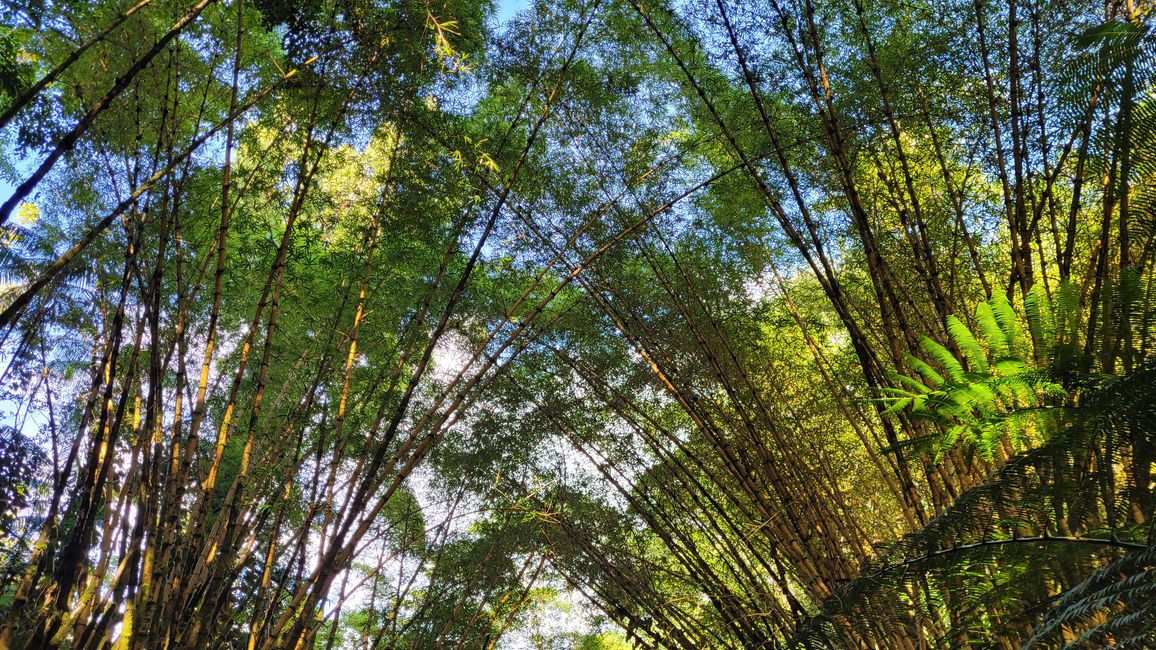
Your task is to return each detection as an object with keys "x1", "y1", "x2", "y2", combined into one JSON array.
[
  {"x1": 1024, "y1": 284, "x2": 1055, "y2": 347},
  {"x1": 881, "y1": 295, "x2": 1066, "y2": 459},
  {"x1": 798, "y1": 367, "x2": 1156, "y2": 649},
  {"x1": 1023, "y1": 543, "x2": 1156, "y2": 649}
]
